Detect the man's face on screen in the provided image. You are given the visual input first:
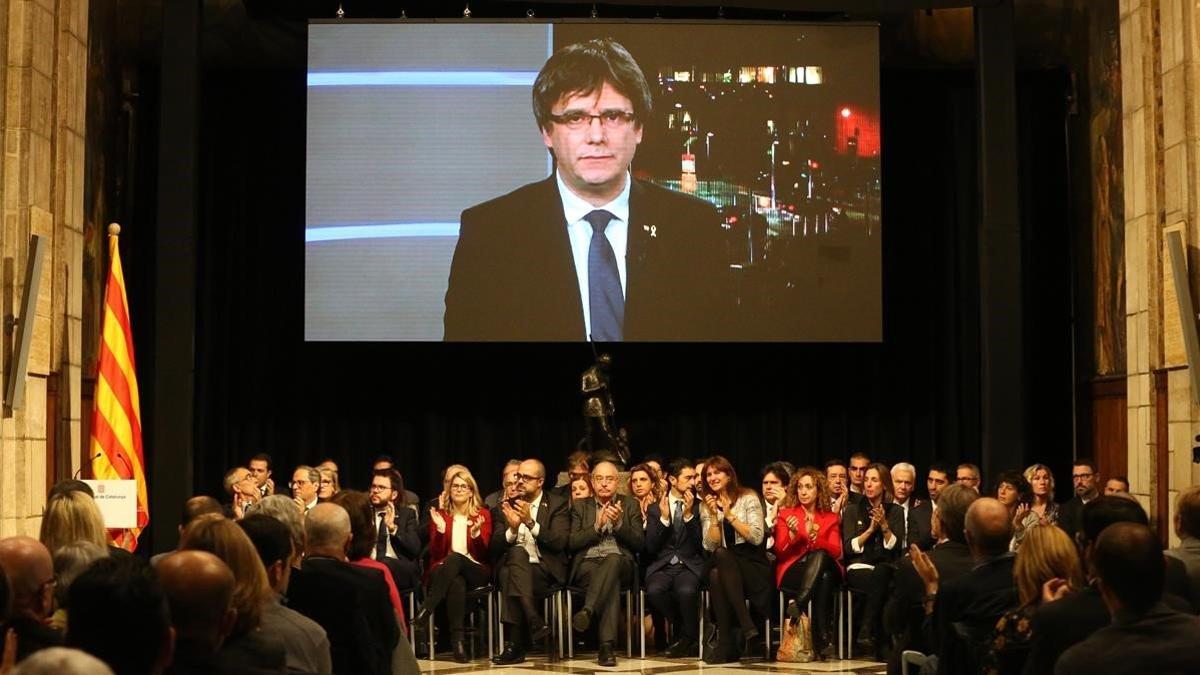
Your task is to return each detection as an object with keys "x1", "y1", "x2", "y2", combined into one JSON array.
[{"x1": 542, "y1": 82, "x2": 643, "y2": 205}]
